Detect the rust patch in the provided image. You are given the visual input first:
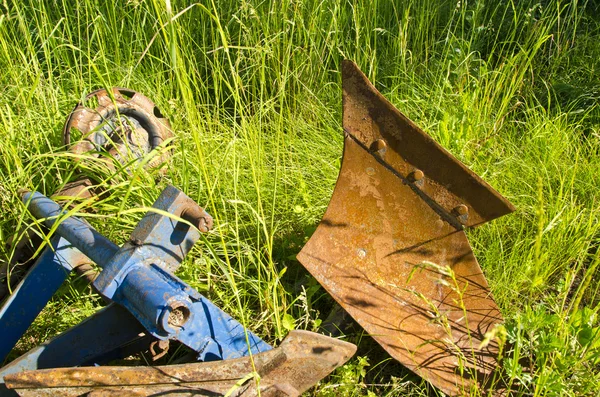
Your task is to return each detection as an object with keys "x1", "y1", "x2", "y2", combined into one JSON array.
[
  {"x1": 297, "y1": 60, "x2": 515, "y2": 395},
  {"x1": 4, "y1": 330, "x2": 356, "y2": 397},
  {"x1": 340, "y1": 61, "x2": 514, "y2": 227},
  {"x1": 63, "y1": 87, "x2": 173, "y2": 171}
]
